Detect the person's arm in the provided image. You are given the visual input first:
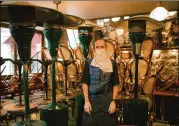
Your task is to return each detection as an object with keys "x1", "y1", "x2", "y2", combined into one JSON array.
[
  {"x1": 109, "y1": 60, "x2": 120, "y2": 114},
  {"x1": 82, "y1": 84, "x2": 90, "y2": 102},
  {"x1": 82, "y1": 83, "x2": 92, "y2": 114},
  {"x1": 109, "y1": 85, "x2": 119, "y2": 114},
  {"x1": 112, "y1": 61, "x2": 120, "y2": 100},
  {"x1": 112, "y1": 85, "x2": 119, "y2": 101},
  {"x1": 81, "y1": 60, "x2": 92, "y2": 114}
]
